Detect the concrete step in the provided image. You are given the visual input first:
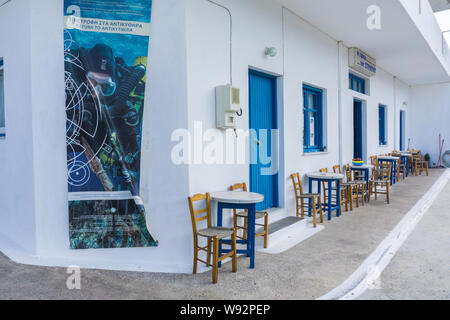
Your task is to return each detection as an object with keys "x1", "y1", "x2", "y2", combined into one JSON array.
[{"x1": 255, "y1": 216, "x2": 308, "y2": 249}]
